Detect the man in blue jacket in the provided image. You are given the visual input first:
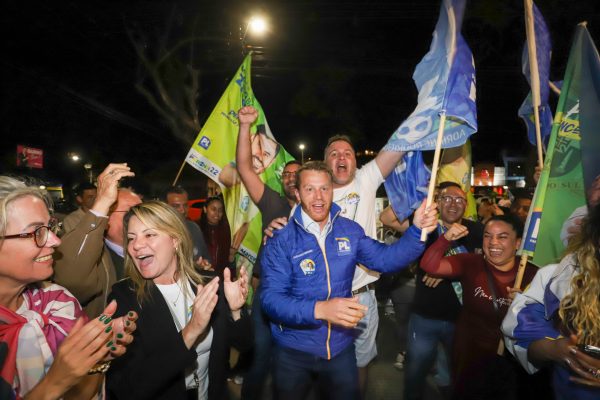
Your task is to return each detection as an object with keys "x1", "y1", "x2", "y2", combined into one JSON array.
[{"x1": 260, "y1": 161, "x2": 437, "y2": 400}]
